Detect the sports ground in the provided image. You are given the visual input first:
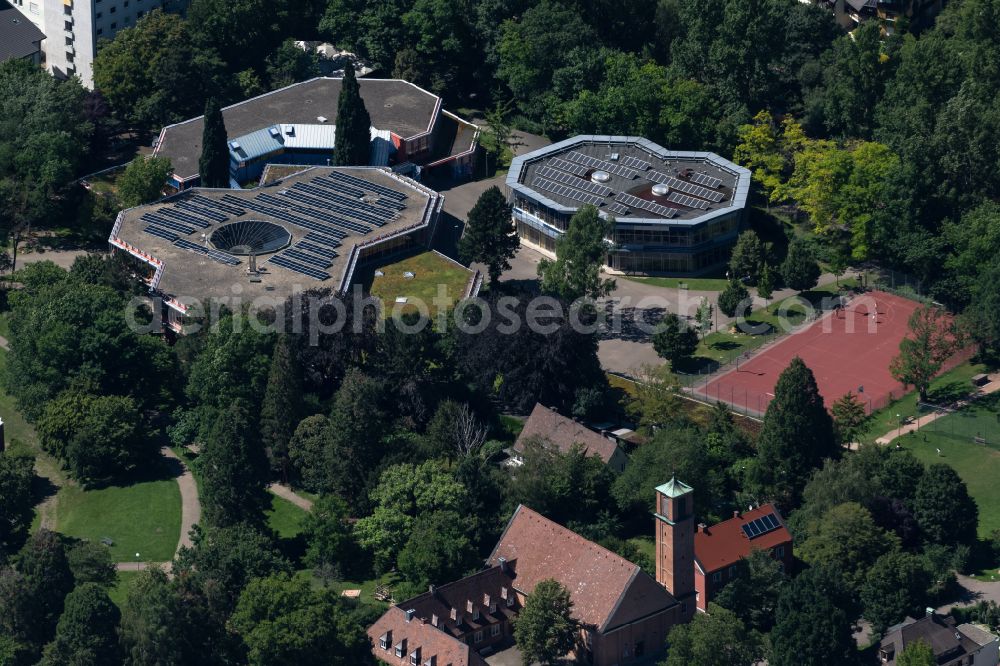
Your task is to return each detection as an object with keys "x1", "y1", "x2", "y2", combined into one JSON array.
[{"x1": 694, "y1": 291, "x2": 964, "y2": 416}]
